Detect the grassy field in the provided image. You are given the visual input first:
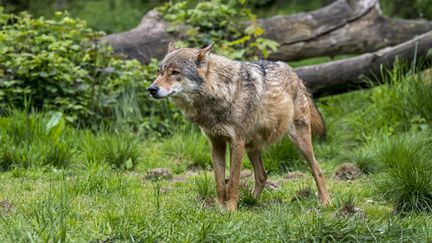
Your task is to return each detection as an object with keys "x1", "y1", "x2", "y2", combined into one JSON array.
[{"x1": 1, "y1": 68, "x2": 432, "y2": 242}]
